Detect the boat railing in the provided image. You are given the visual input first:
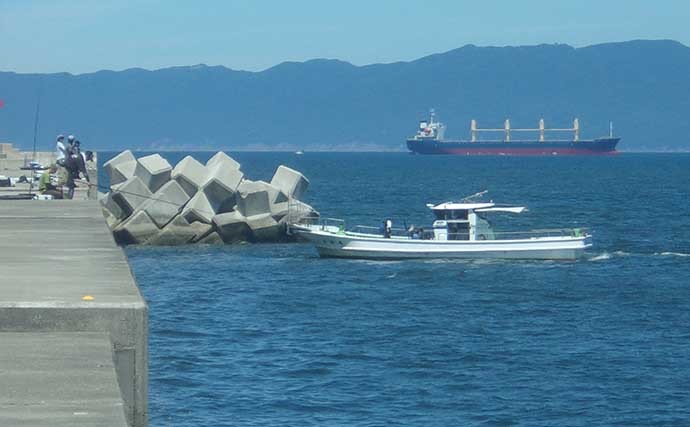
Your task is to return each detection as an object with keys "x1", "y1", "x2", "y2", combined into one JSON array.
[
  {"x1": 352, "y1": 225, "x2": 411, "y2": 237},
  {"x1": 301, "y1": 216, "x2": 588, "y2": 240},
  {"x1": 321, "y1": 217, "x2": 346, "y2": 230},
  {"x1": 349, "y1": 227, "x2": 588, "y2": 240},
  {"x1": 442, "y1": 228, "x2": 587, "y2": 240},
  {"x1": 492, "y1": 228, "x2": 588, "y2": 239},
  {"x1": 286, "y1": 197, "x2": 321, "y2": 226}
]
